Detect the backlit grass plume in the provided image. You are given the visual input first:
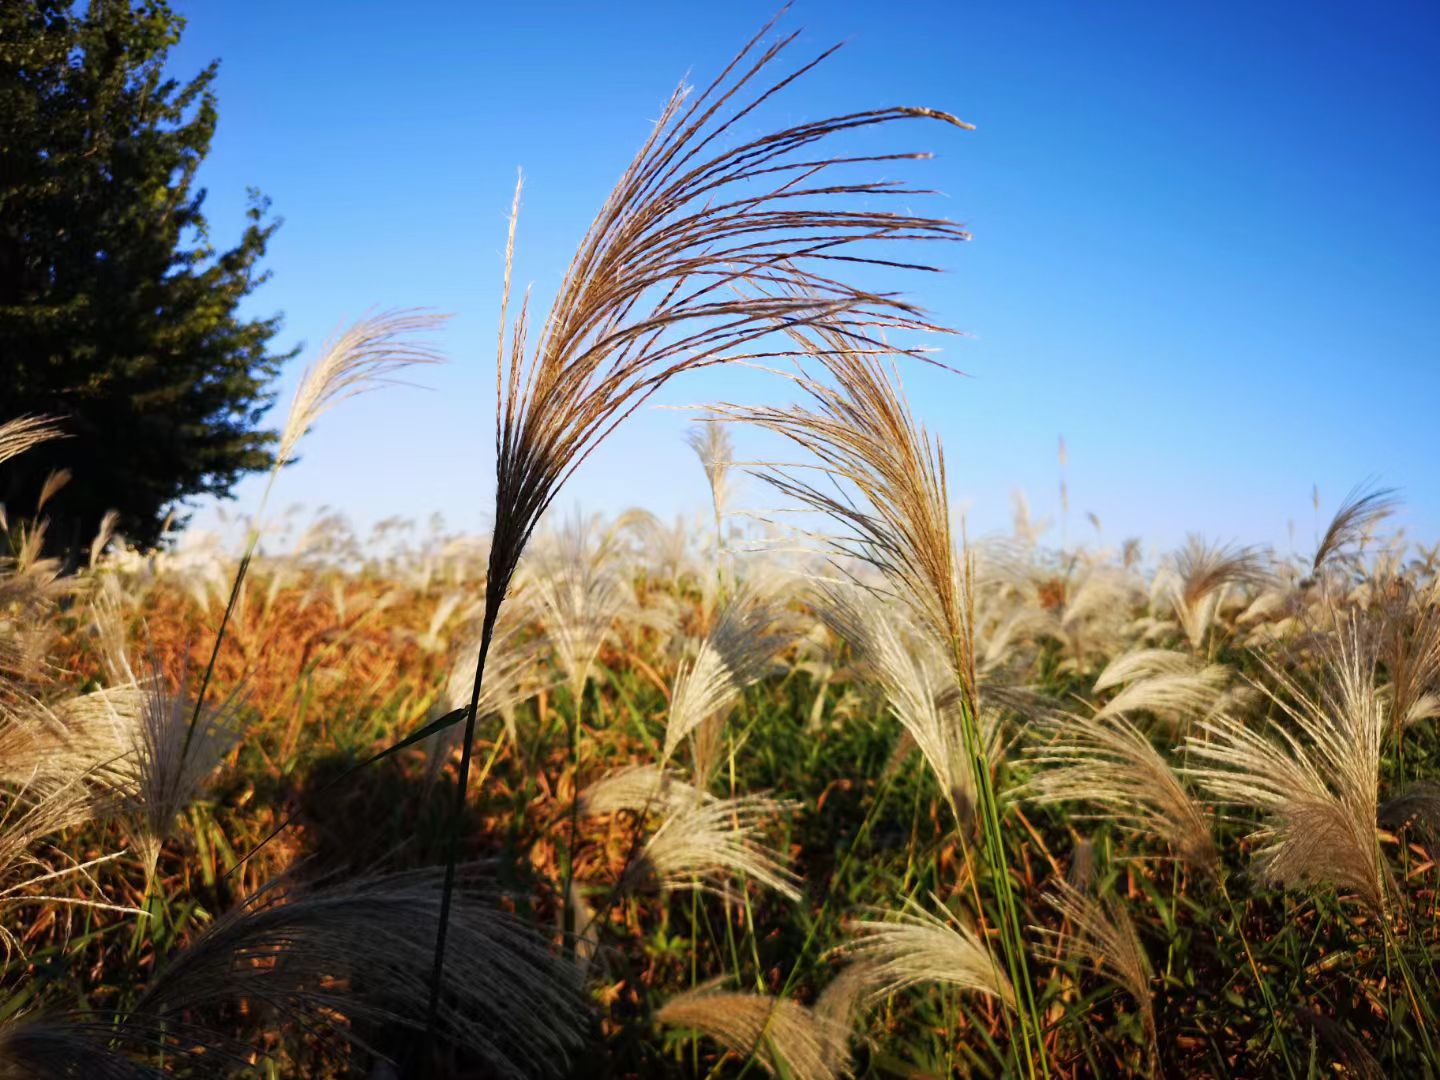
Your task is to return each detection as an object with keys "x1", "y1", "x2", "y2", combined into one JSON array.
[
  {"x1": 1035, "y1": 880, "x2": 1156, "y2": 1068},
  {"x1": 1185, "y1": 616, "x2": 1388, "y2": 909},
  {"x1": 813, "y1": 960, "x2": 883, "y2": 1075},
  {"x1": 431, "y1": 607, "x2": 547, "y2": 753},
  {"x1": 432, "y1": 10, "x2": 971, "y2": 1016},
  {"x1": 664, "y1": 585, "x2": 791, "y2": 779},
  {"x1": 183, "y1": 310, "x2": 447, "y2": 751},
  {"x1": 0, "y1": 416, "x2": 64, "y2": 469},
  {"x1": 1092, "y1": 647, "x2": 1238, "y2": 729},
  {"x1": 0, "y1": 776, "x2": 136, "y2": 961},
  {"x1": 275, "y1": 310, "x2": 448, "y2": 469},
  {"x1": 707, "y1": 322, "x2": 1047, "y2": 1070},
  {"x1": 819, "y1": 582, "x2": 998, "y2": 820},
  {"x1": 123, "y1": 671, "x2": 242, "y2": 887},
  {"x1": 844, "y1": 895, "x2": 1015, "y2": 1007},
  {"x1": 1024, "y1": 710, "x2": 1217, "y2": 872},
  {"x1": 711, "y1": 324, "x2": 971, "y2": 702},
  {"x1": 623, "y1": 792, "x2": 801, "y2": 901},
  {"x1": 527, "y1": 515, "x2": 631, "y2": 707},
  {"x1": 1370, "y1": 577, "x2": 1440, "y2": 734},
  {"x1": 687, "y1": 420, "x2": 736, "y2": 559},
  {"x1": 655, "y1": 979, "x2": 842, "y2": 1080},
  {"x1": 137, "y1": 866, "x2": 586, "y2": 1079},
  {"x1": 0, "y1": 687, "x2": 142, "y2": 787},
  {"x1": 577, "y1": 763, "x2": 713, "y2": 817},
  {"x1": 1156, "y1": 536, "x2": 1271, "y2": 650}
]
